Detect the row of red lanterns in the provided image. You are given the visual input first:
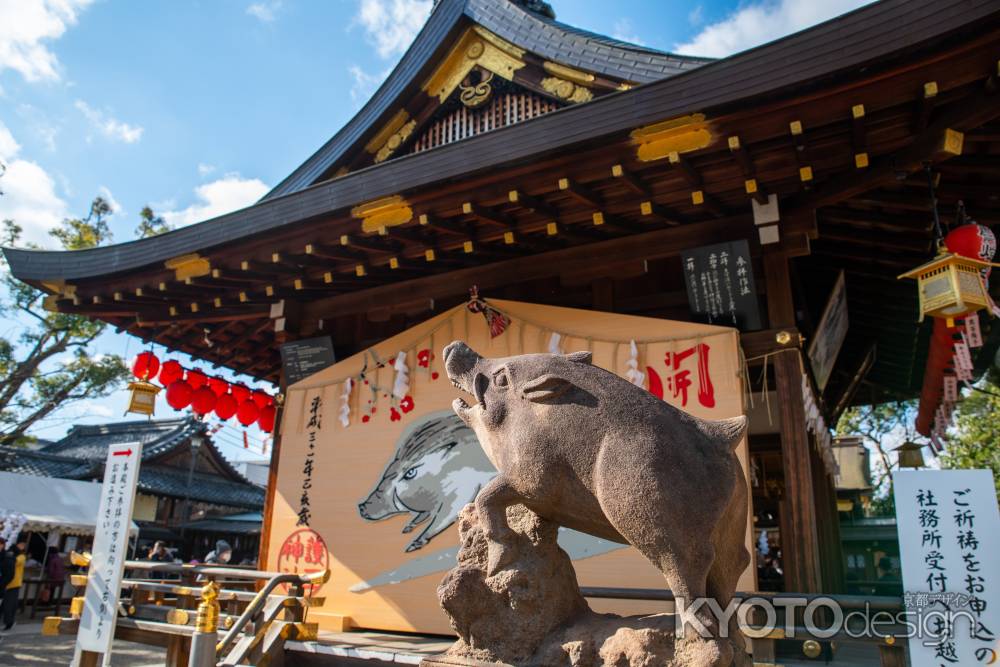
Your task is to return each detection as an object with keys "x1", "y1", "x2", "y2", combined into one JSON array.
[{"x1": 132, "y1": 353, "x2": 276, "y2": 432}]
